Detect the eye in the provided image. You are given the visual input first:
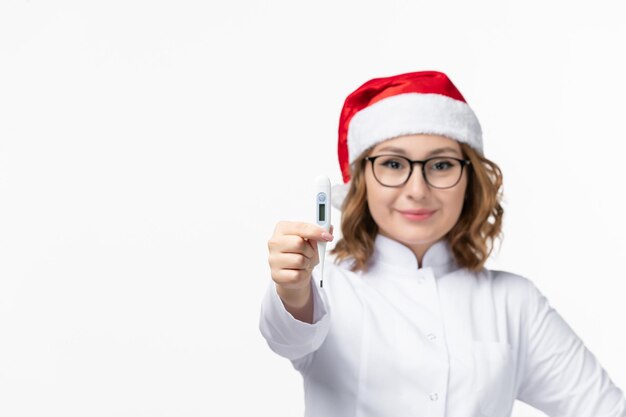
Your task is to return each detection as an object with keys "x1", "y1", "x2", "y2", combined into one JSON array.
[
  {"x1": 429, "y1": 159, "x2": 456, "y2": 171},
  {"x1": 379, "y1": 157, "x2": 406, "y2": 170}
]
